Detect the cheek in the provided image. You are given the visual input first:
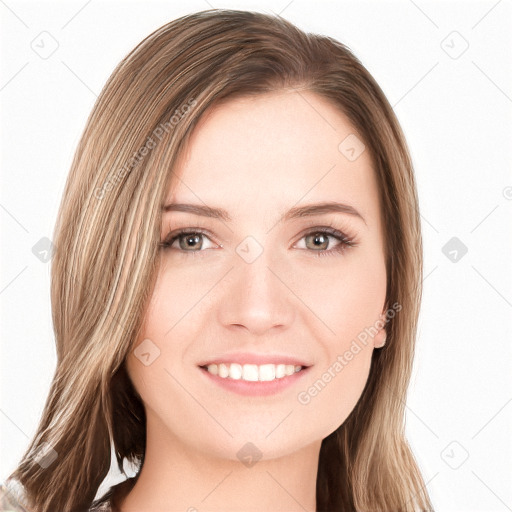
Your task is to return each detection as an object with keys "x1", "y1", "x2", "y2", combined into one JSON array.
[
  {"x1": 124, "y1": 315, "x2": 206, "y2": 442},
  {"x1": 292, "y1": 250, "x2": 387, "y2": 338},
  {"x1": 143, "y1": 257, "x2": 218, "y2": 336},
  {"x1": 292, "y1": 252, "x2": 385, "y2": 432},
  {"x1": 123, "y1": 266, "x2": 216, "y2": 434},
  {"x1": 296, "y1": 336, "x2": 374, "y2": 435}
]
